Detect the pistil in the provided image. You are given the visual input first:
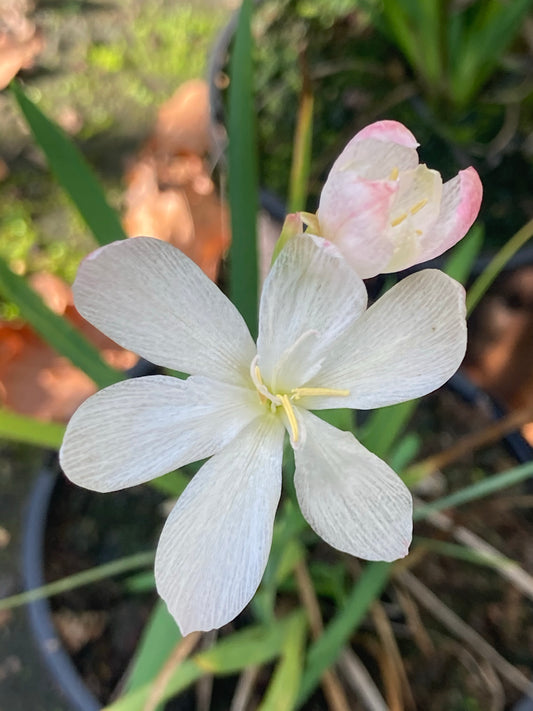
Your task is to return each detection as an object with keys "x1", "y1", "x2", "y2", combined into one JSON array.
[{"x1": 250, "y1": 356, "x2": 350, "y2": 444}]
